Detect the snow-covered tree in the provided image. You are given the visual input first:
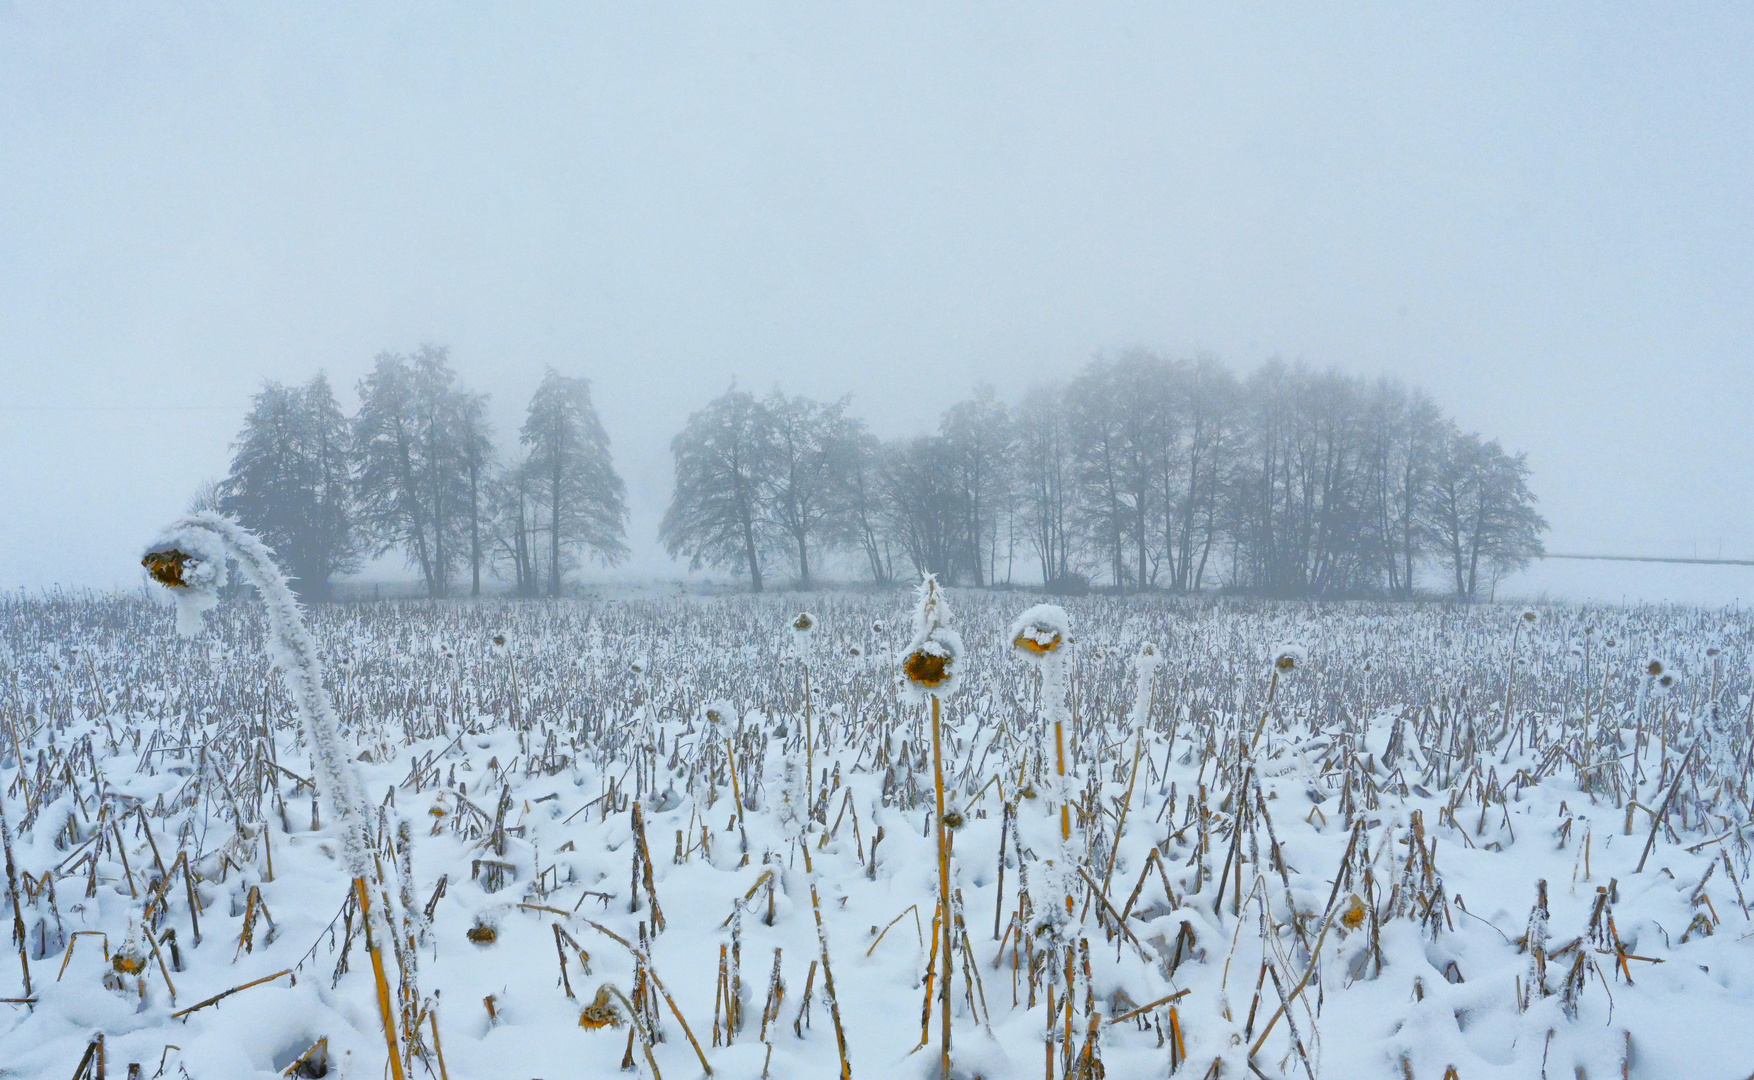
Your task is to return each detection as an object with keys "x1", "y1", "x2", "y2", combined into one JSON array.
[
  {"x1": 660, "y1": 387, "x2": 777, "y2": 591},
  {"x1": 762, "y1": 391, "x2": 863, "y2": 588},
  {"x1": 520, "y1": 368, "x2": 628, "y2": 595},
  {"x1": 353, "y1": 346, "x2": 480, "y2": 598},
  {"x1": 219, "y1": 373, "x2": 358, "y2": 601}
]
